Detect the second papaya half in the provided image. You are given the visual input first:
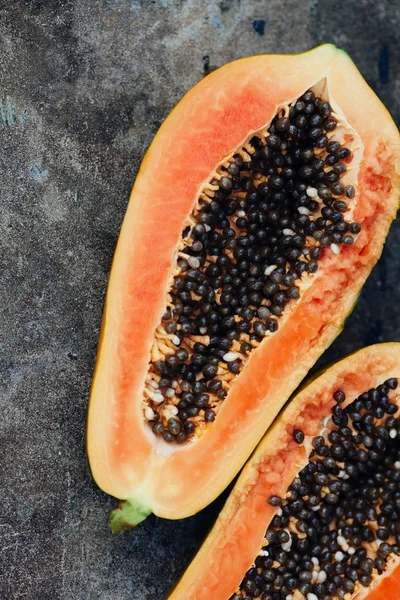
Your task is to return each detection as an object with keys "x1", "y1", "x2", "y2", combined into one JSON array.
[
  {"x1": 87, "y1": 44, "x2": 400, "y2": 531},
  {"x1": 169, "y1": 344, "x2": 400, "y2": 600}
]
